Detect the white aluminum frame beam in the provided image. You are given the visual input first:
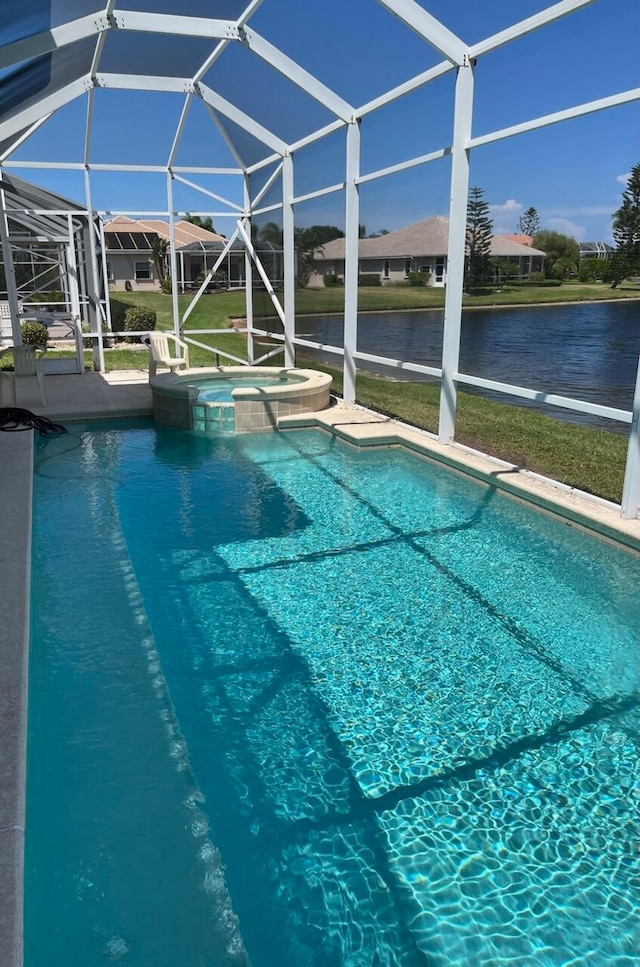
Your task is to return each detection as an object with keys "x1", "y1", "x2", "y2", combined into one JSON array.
[
  {"x1": 0, "y1": 117, "x2": 51, "y2": 163},
  {"x1": 375, "y1": 0, "x2": 467, "y2": 64},
  {"x1": 166, "y1": 172, "x2": 181, "y2": 337},
  {"x1": 239, "y1": 27, "x2": 355, "y2": 122},
  {"x1": 0, "y1": 78, "x2": 90, "y2": 144},
  {"x1": 438, "y1": 60, "x2": 474, "y2": 442},
  {"x1": 281, "y1": 153, "x2": 295, "y2": 368},
  {"x1": 243, "y1": 177, "x2": 254, "y2": 362},
  {"x1": 468, "y1": 0, "x2": 598, "y2": 59},
  {"x1": 202, "y1": 102, "x2": 248, "y2": 172},
  {"x1": 357, "y1": 61, "x2": 454, "y2": 118},
  {"x1": 621, "y1": 361, "x2": 640, "y2": 519},
  {"x1": 288, "y1": 119, "x2": 346, "y2": 154},
  {"x1": 167, "y1": 96, "x2": 192, "y2": 168},
  {"x1": 342, "y1": 121, "x2": 361, "y2": 403},
  {"x1": 292, "y1": 183, "x2": 345, "y2": 206},
  {"x1": 250, "y1": 161, "x2": 283, "y2": 208},
  {"x1": 172, "y1": 174, "x2": 244, "y2": 212},
  {"x1": 108, "y1": 11, "x2": 237, "y2": 39},
  {"x1": 454, "y1": 372, "x2": 632, "y2": 424},
  {"x1": 0, "y1": 13, "x2": 104, "y2": 70},
  {"x1": 236, "y1": 218, "x2": 285, "y2": 326},
  {"x1": 197, "y1": 83, "x2": 287, "y2": 156},
  {"x1": 469, "y1": 89, "x2": 640, "y2": 149},
  {"x1": 182, "y1": 226, "x2": 241, "y2": 324},
  {"x1": 357, "y1": 146, "x2": 450, "y2": 186},
  {"x1": 0, "y1": 182, "x2": 23, "y2": 344}
]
